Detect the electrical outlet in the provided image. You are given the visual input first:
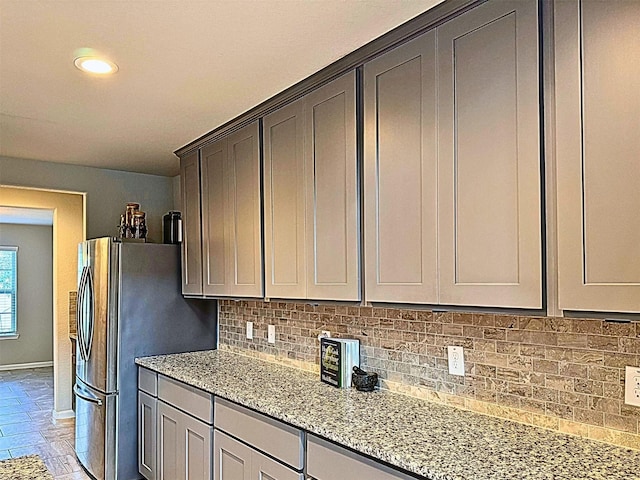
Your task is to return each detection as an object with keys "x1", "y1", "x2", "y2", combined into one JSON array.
[
  {"x1": 624, "y1": 366, "x2": 640, "y2": 406},
  {"x1": 267, "y1": 324, "x2": 276, "y2": 344},
  {"x1": 246, "y1": 321, "x2": 253, "y2": 340},
  {"x1": 317, "y1": 330, "x2": 331, "y2": 340},
  {"x1": 447, "y1": 346, "x2": 465, "y2": 376}
]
